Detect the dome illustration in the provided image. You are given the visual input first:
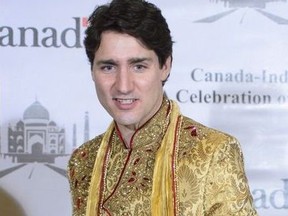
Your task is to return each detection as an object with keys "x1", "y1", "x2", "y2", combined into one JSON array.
[
  {"x1": 49, "y1": 121, "x2": 57, "y2": 126},
  {"x1": 23, "y1": 100, "x2": 50, "y2": 120}
]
